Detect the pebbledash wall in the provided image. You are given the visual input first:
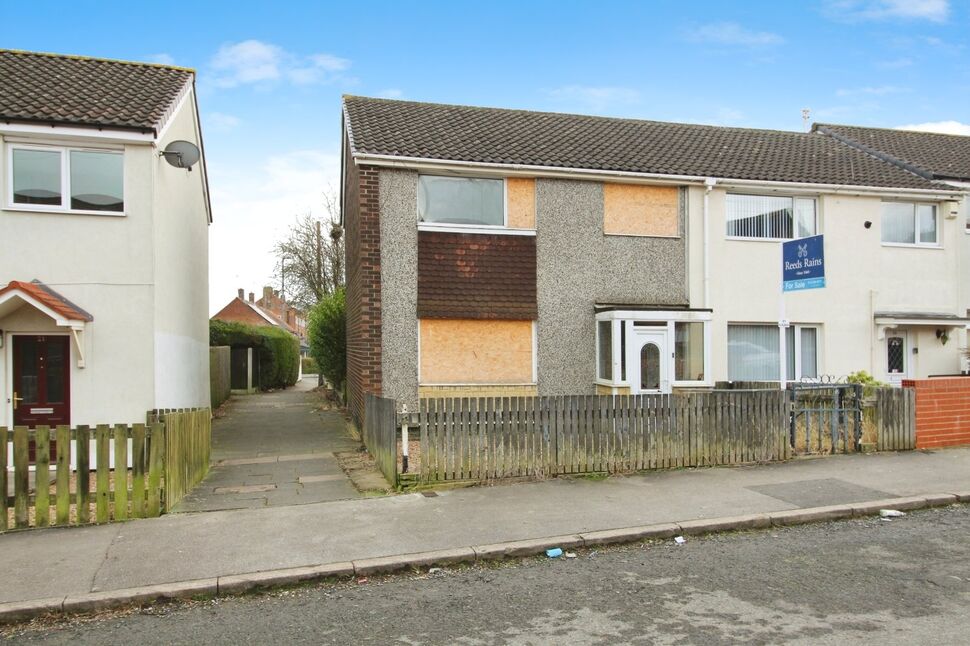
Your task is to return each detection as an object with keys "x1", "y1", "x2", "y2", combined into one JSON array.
[{"x1": 904, "y1": 377, "x2": 970, "y2": 449}]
